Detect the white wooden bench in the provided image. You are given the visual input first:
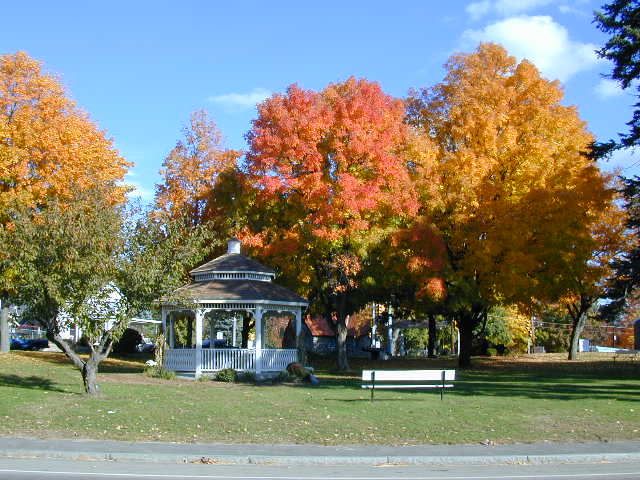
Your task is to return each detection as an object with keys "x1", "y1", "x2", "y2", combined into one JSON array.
[{"x1": 361, "y1": 369, "x2": 456, "y2": 401}]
